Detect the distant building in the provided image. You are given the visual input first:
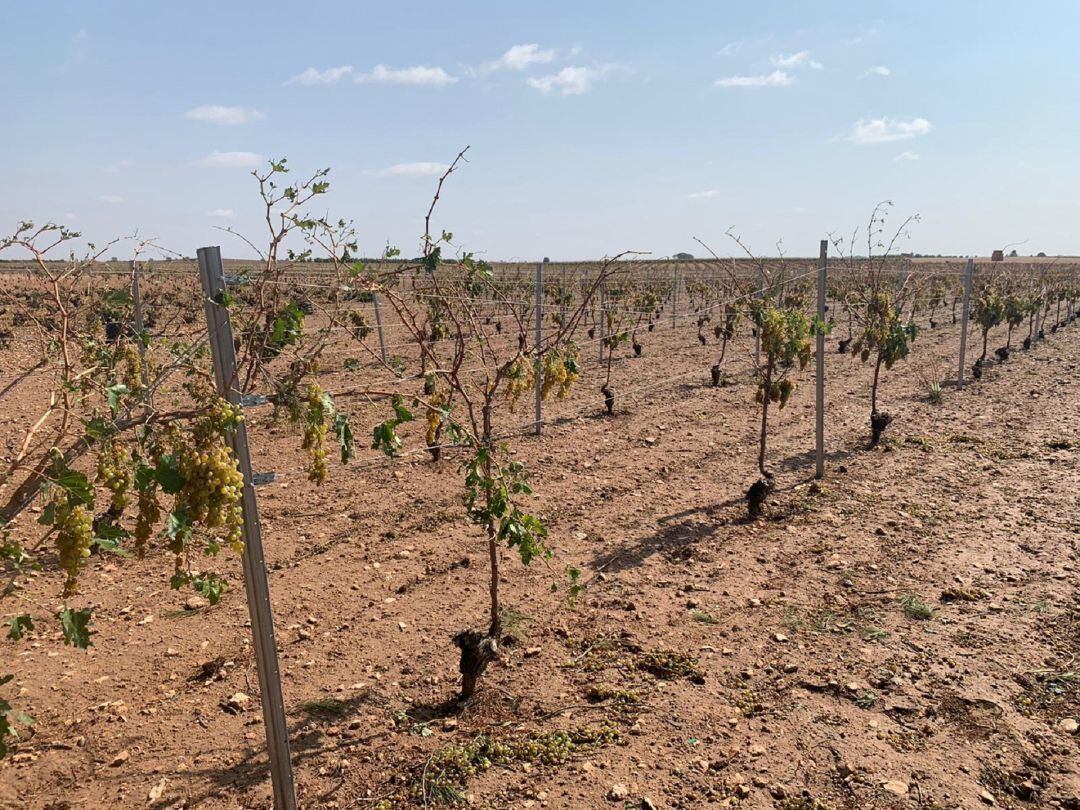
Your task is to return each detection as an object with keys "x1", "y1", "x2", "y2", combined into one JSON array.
[{"x1": 991, "y1": 250, "x2": 1004, "y2": 262}]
